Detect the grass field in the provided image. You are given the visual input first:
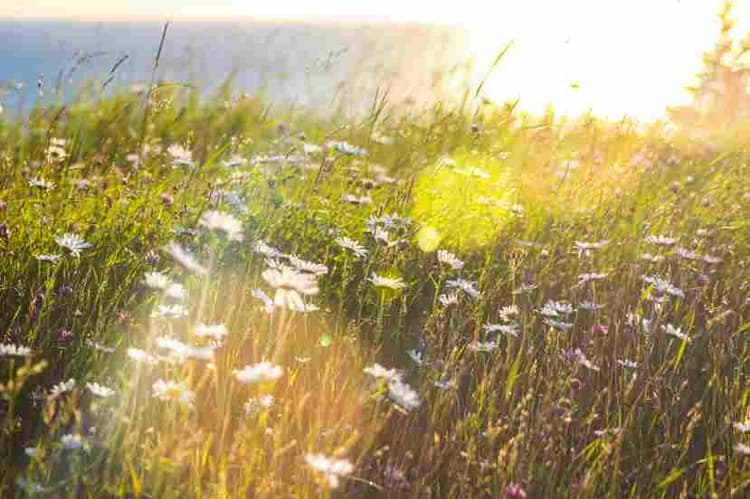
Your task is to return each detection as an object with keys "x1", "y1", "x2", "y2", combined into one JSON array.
[{"x1": 1, "y1": 83, "x2": 750, "y2": 497}]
